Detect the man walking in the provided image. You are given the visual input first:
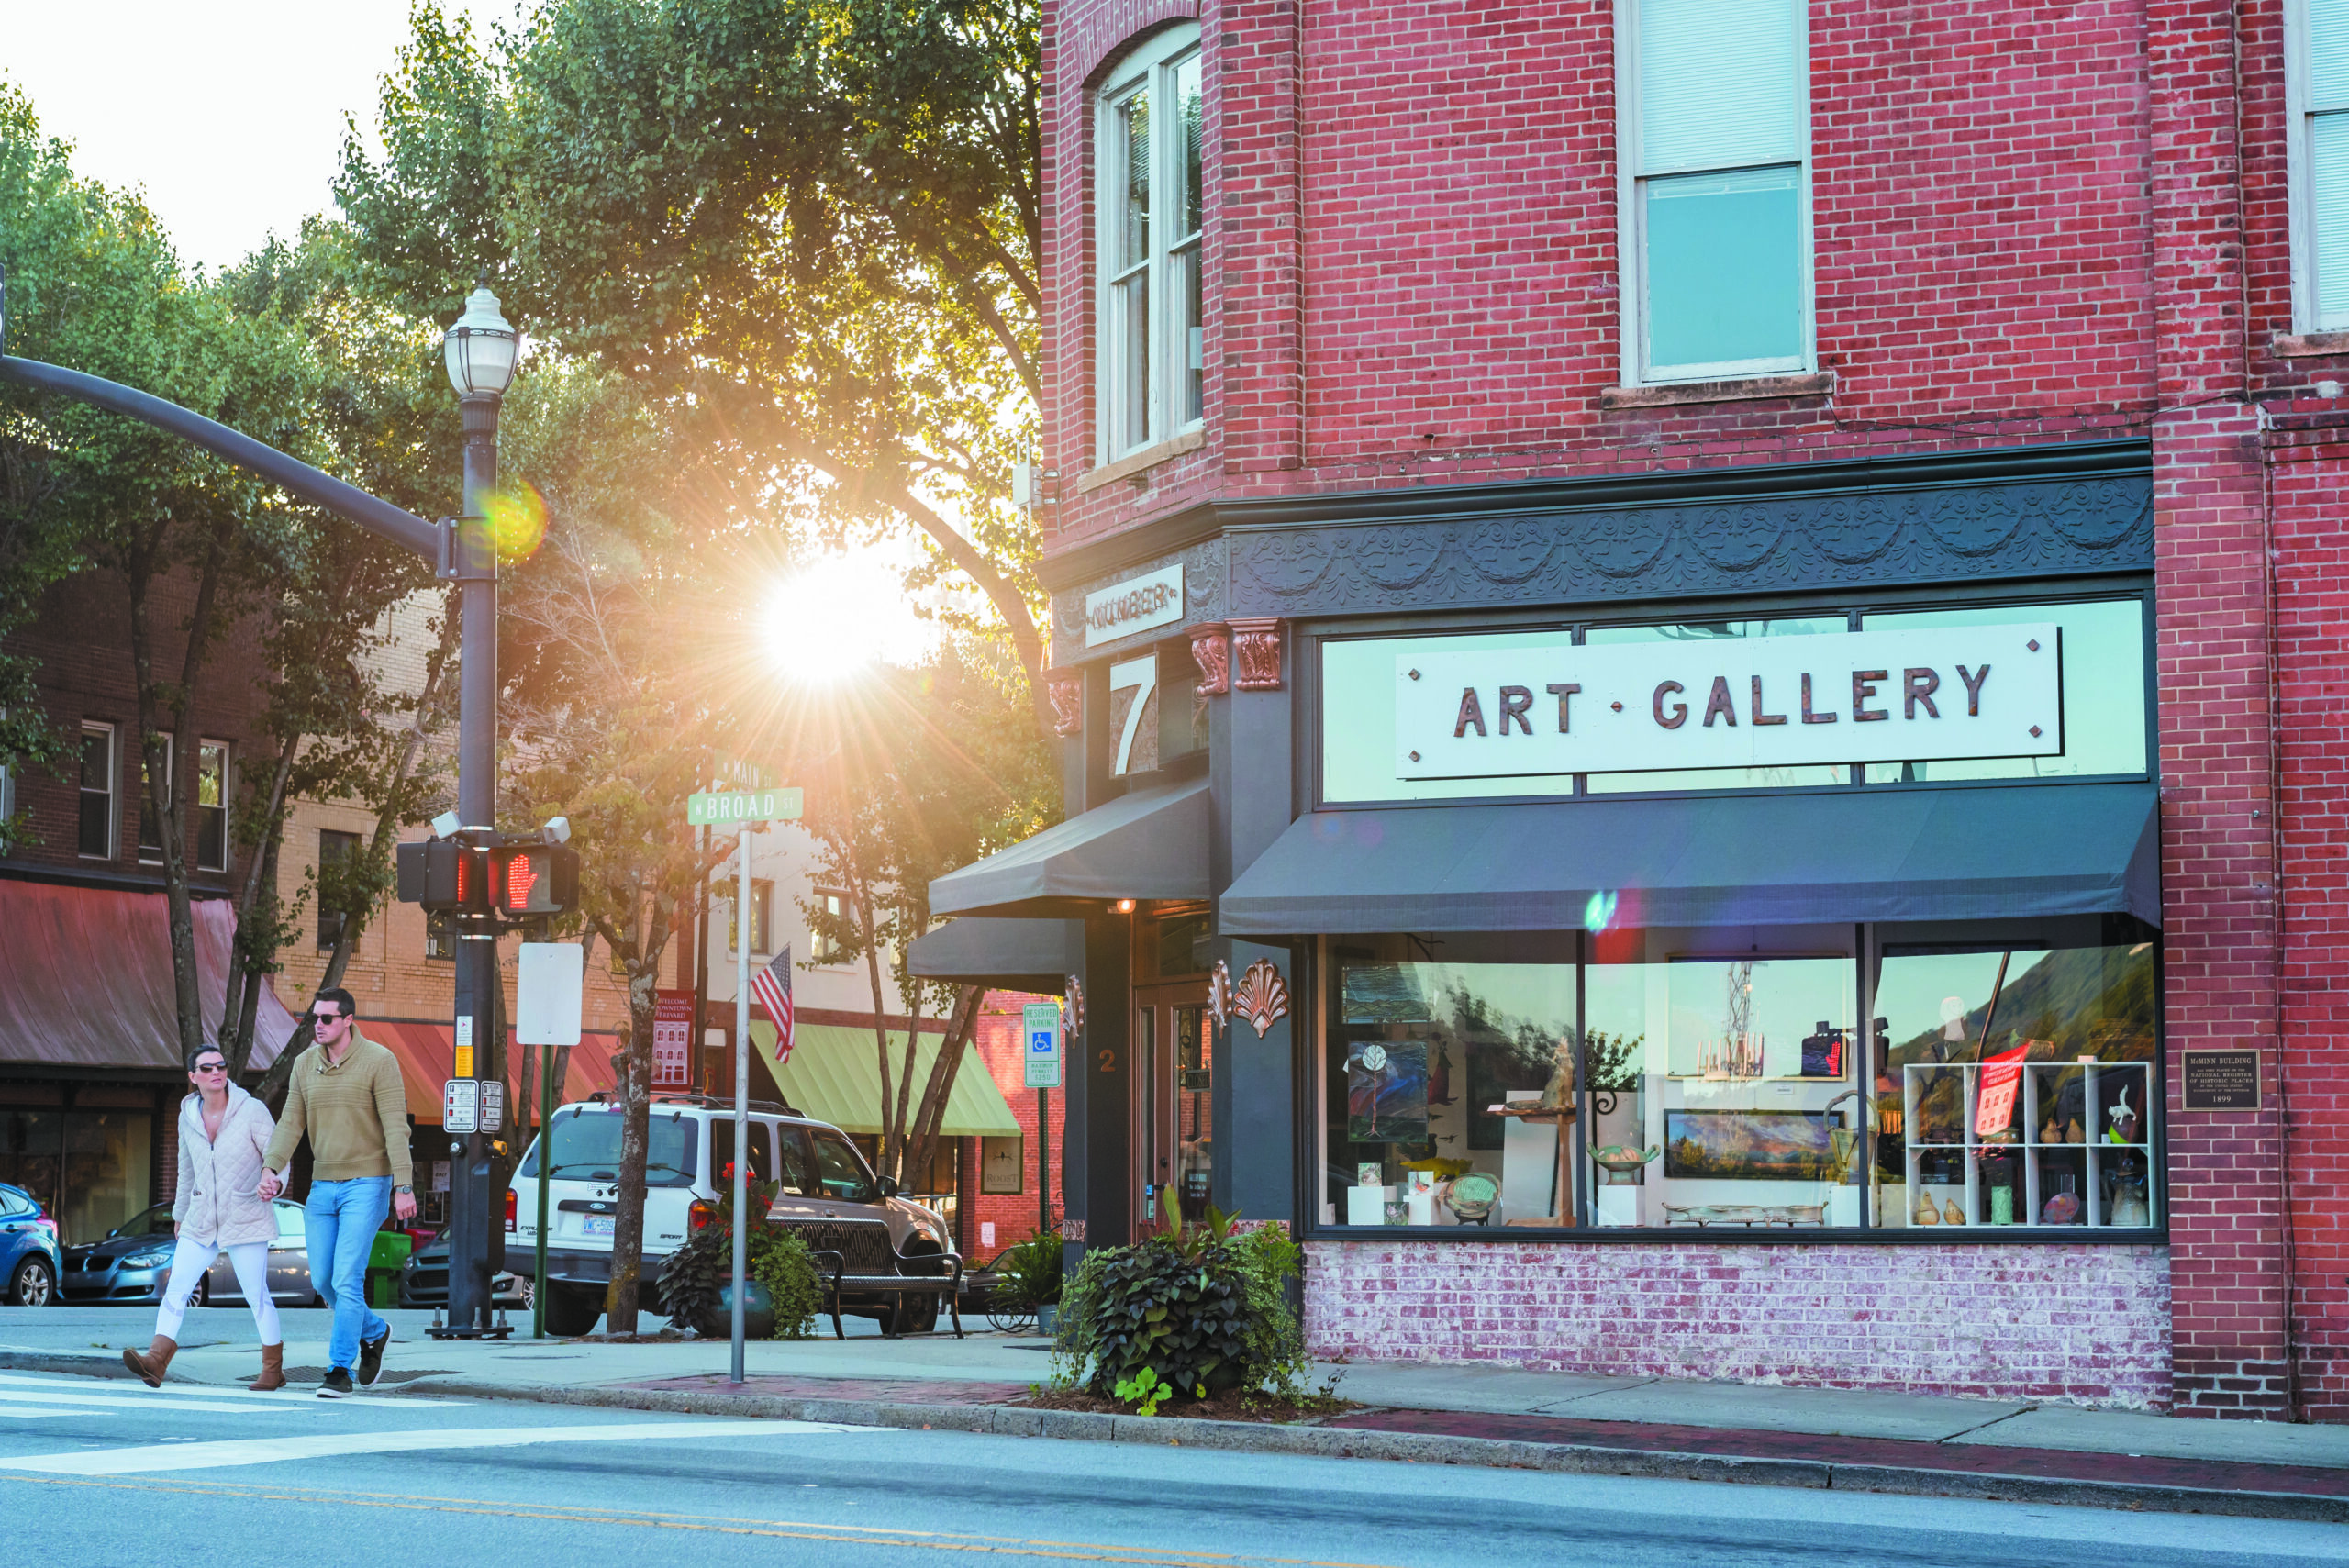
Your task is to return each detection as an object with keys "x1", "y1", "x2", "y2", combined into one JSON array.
[{"x1": 260, "y1": 989, "x2": 416, "y2": 1398}]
